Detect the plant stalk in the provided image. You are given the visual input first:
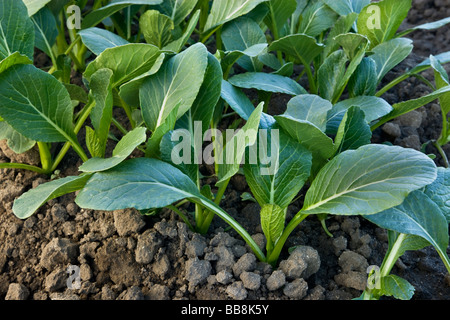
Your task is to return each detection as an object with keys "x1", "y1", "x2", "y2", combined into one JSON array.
[{"x1": 37, "y1": 142, "x2": 53, "y2": 174}]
